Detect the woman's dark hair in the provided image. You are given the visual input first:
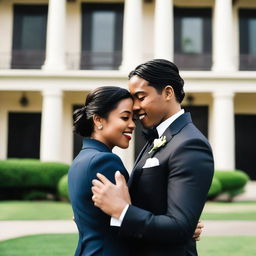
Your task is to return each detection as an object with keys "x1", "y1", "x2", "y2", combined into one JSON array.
[
  {"x1": 73, "y1": 86, "x2": 132, "y2": 137},
  {"x1": 128, "y1": 59, "x2": 185, "y2": 103}
]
